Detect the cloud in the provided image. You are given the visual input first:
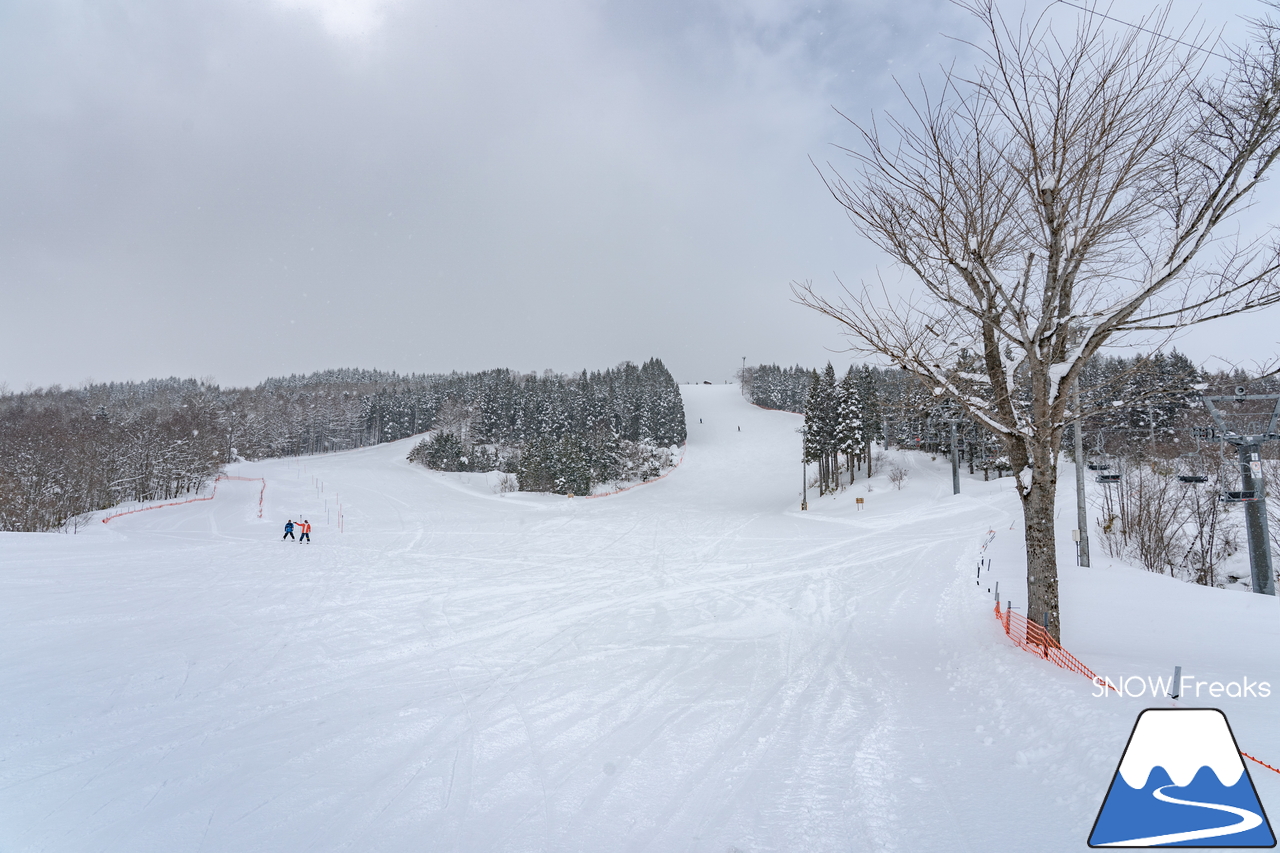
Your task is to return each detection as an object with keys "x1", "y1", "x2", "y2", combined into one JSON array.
[
  {"x1": 270, "y1": 0, "x2": 403, "y2": 39},
  {"x1": 4, "y1": 0, "x2": 1267, "y2": 389}
]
